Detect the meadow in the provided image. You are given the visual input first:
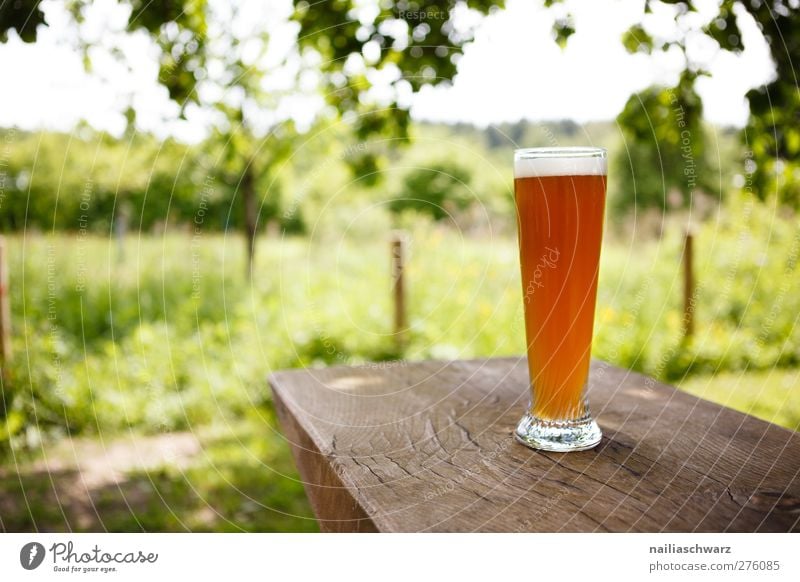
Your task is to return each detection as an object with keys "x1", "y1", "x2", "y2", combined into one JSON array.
[{"x1": 1, "y1": 194, "x2": 799, "y2": 531}]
